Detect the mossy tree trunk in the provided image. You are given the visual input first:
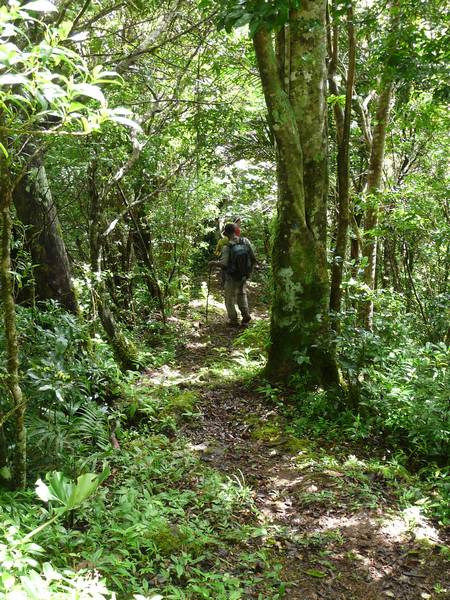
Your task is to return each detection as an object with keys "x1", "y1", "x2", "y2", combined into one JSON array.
[
  {"x1": 0, "y1": 146, "x2": 26, "y2": 489},
  {"x1": 253, "y1": 1, "x2": 338, "y2": 386},
  {"x1": 13, "y1": 154, "x2": 79, "y2": 314}
]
